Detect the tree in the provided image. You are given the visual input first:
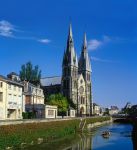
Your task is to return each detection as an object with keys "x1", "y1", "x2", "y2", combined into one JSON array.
[
  {"x1": 19, "y1": 61, "x2": 41, "y2": 86},
  {"x1": 47, "y1": 94, "x2": 69, "y2": 116},
  {"x1": 103, "y1": 108, "x2": 110, "y2": 116}
]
